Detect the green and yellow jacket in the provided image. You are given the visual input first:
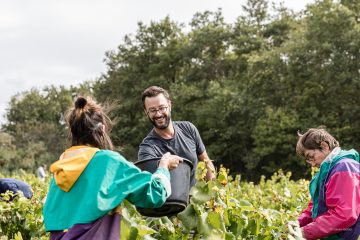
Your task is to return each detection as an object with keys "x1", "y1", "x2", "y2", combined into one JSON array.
[{"x1": 43, "y1": 146, "x2": 170, "y2": 231}]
